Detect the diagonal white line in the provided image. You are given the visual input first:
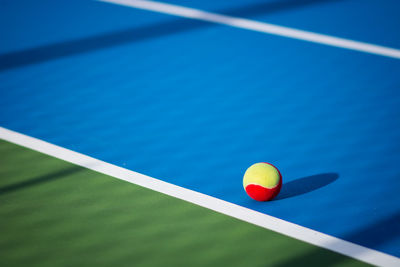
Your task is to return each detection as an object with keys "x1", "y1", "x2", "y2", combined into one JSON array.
[
  {"x1": 98, "y1": 0, "x2": 400, "y2": 59},
  {"x1": 1, "y1": 126, "x2": 399, "y2": 266}
]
